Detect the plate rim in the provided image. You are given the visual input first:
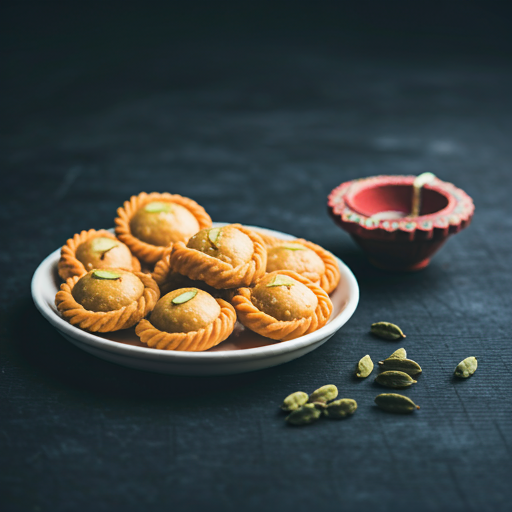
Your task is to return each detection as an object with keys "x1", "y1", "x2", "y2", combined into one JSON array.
[{"x1": 31, "y1": 224, "x2": 359, "y2": 365}]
